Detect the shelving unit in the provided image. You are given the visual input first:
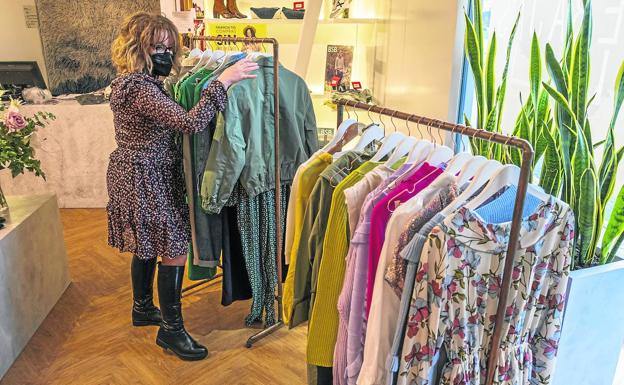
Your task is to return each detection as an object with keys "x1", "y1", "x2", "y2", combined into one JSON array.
[{"x1": 163, "y1": 0, "x2": 389, "y2": 142}]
